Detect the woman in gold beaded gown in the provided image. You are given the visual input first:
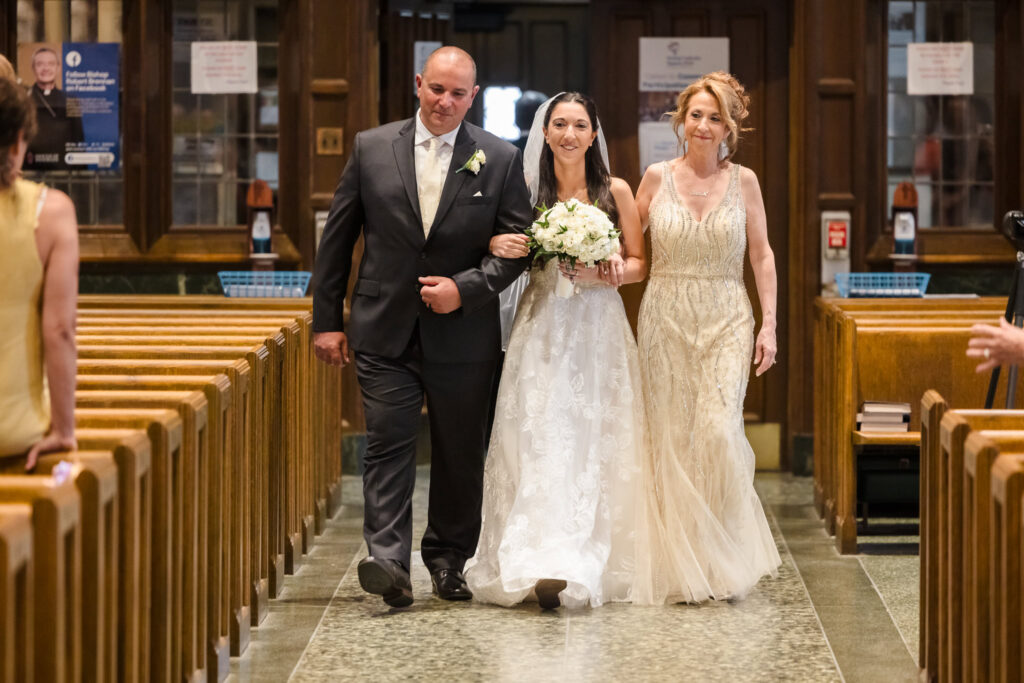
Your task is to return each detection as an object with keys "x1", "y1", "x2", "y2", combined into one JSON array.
[{"x1": 631, "y1": 72, "x2": 781, "y2": 604}]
